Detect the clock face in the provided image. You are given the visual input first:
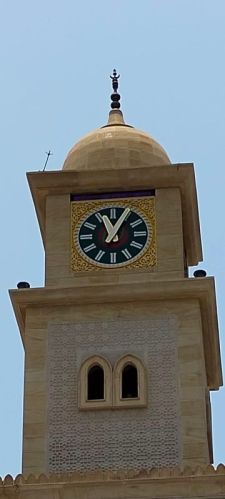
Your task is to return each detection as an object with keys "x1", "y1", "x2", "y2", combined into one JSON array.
[{"x1": 75, "y1": 205, "x2": 151, "y2": 267}]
